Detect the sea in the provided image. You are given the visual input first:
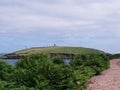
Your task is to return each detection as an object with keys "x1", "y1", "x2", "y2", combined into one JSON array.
[
  {"x1": 0, "y1": 59, "x2": 19, "y2": 65},
  {"x1": 0, "y1": 58, "x2": 70, "y2": 66}
]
